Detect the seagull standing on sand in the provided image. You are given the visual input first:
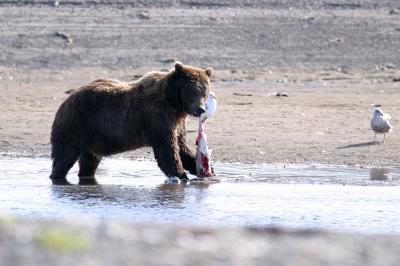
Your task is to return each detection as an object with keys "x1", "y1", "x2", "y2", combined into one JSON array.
[
  {"x1": 371, "y1": 108, "x2": 392, "y2": 143},
  {"x1": 200, "y1": 91, "x2": 217, "y2": 123}
]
